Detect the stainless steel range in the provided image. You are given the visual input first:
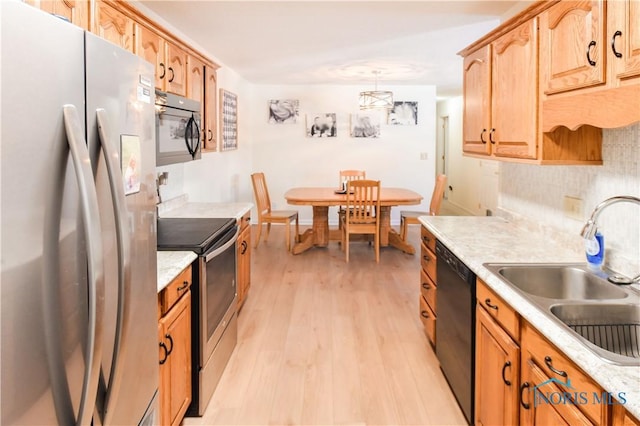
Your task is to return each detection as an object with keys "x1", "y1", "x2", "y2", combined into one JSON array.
[{"x1": 157, "y1": 217, "x2": 238, "y2": 416}]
